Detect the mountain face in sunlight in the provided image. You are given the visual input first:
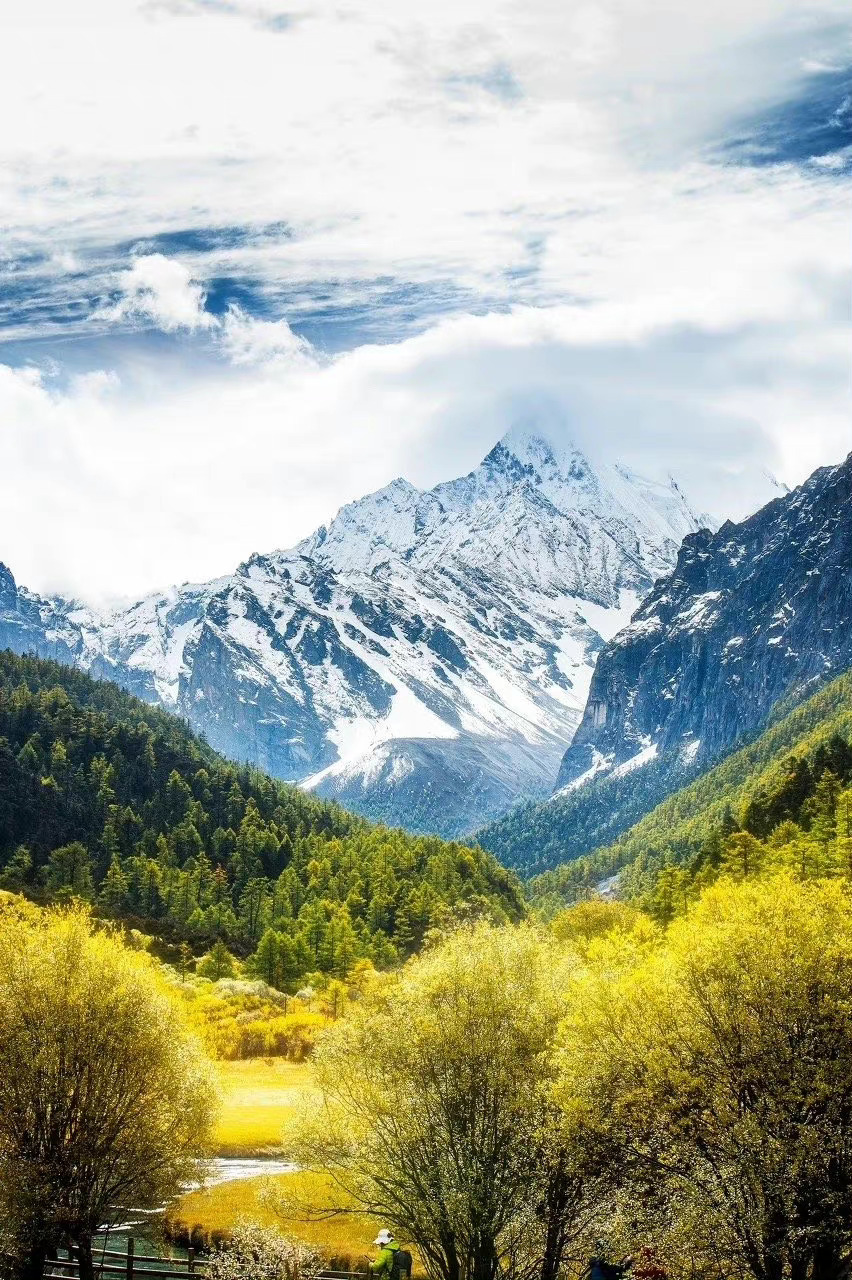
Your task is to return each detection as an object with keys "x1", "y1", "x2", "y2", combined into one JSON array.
[{"x1": 0, "y1": 427, "x2": 708, "y2": 836}]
